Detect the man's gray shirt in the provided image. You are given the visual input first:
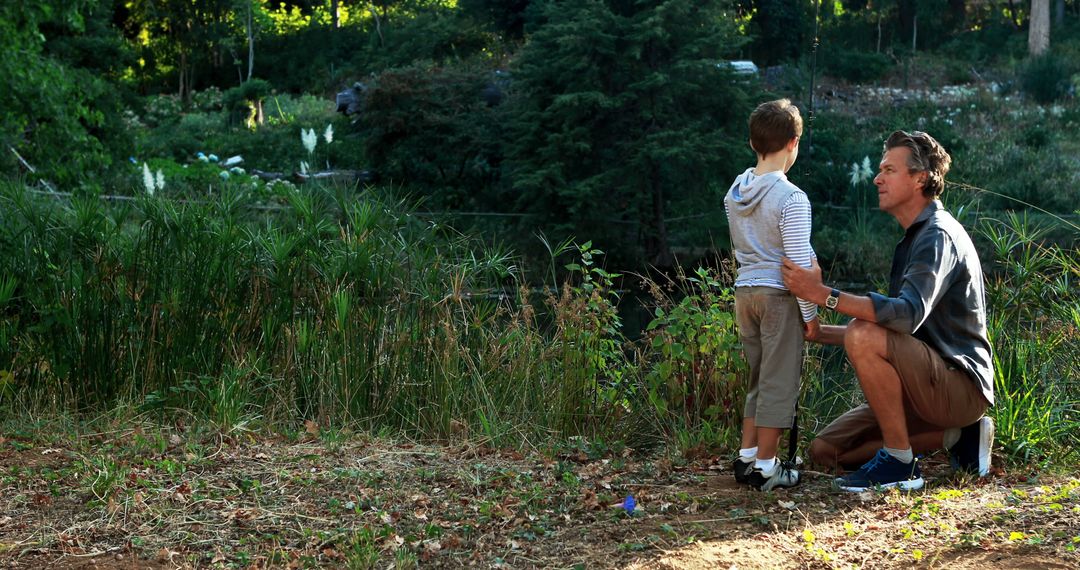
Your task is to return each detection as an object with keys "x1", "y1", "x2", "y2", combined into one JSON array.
[{"x1": 869, "y1": 201, "x2": 994, "y2": 404}]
